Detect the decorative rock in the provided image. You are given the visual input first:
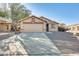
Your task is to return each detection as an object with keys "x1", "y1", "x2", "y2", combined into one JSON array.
[
  {"x1": 9, "y1": 43, "x2": 17, "y2": 53},
  {"x1": 0, "y1": 35, "x2": 28, "y2": 56}
]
